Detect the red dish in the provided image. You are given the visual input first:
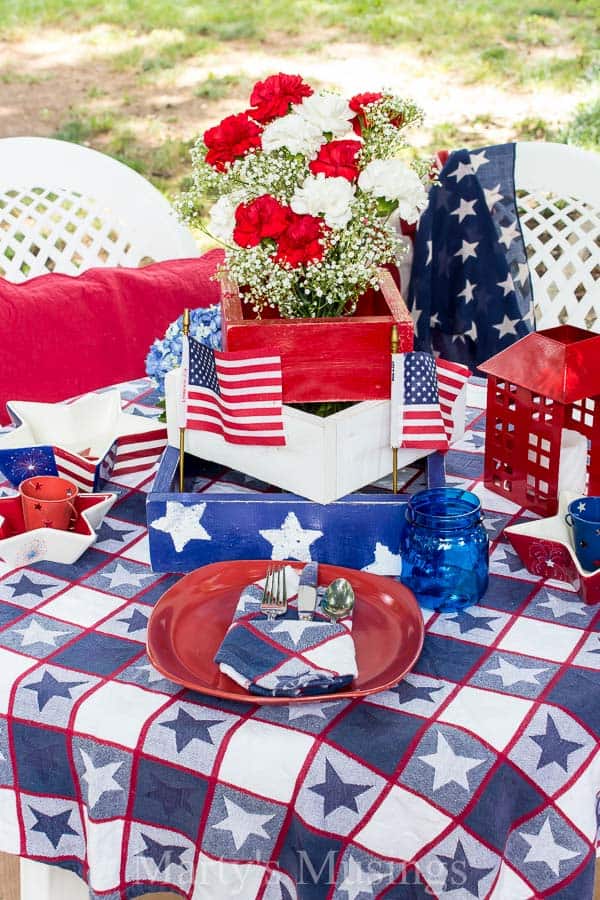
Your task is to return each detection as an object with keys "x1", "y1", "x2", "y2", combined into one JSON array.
[{"x1": 147, "y1": 561, "x2": 424, "y2": 705}]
